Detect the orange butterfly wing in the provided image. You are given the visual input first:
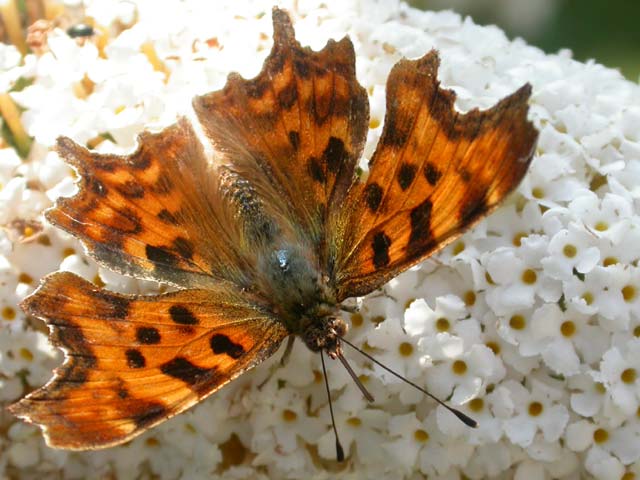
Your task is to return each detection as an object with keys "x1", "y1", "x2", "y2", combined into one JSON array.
[
  {"x1": 193, "y1": 9, "x2": 368, "y2": 259},
  {"x1": 9, "y1": 272, "x2": 287, "y2": 449},
  {"x1": 334, "y1": 52, "x2": 538, "y2": 299},
  {"x1": 51, "y1": 118, "x2": 250, "y2": 289}
]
